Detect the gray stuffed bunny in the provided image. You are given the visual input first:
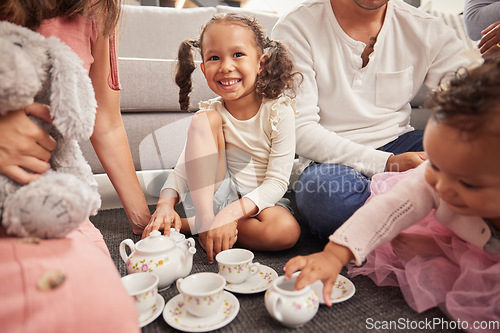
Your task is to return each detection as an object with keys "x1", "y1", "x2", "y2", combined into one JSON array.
[{"x1": 0, "y1": 21, "x2": 101, "y2": 238}]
